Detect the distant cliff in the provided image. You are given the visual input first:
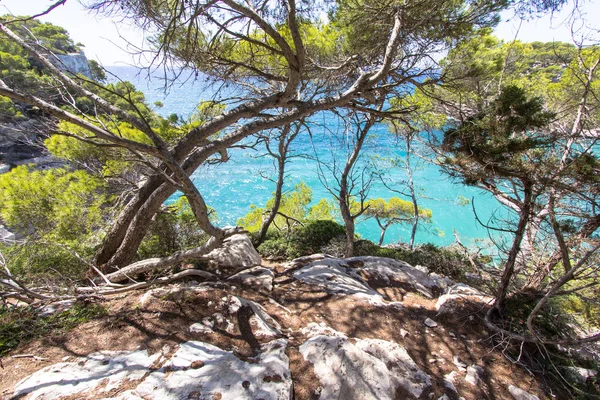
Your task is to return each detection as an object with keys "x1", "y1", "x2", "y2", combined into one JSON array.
[{"x1": 52, "y1": 50, "x2": 93, "y2": 79}]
